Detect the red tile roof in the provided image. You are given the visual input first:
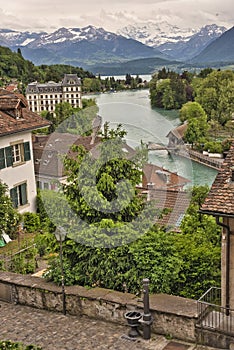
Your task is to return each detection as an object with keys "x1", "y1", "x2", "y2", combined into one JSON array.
[
  {"x1": 33, "y1": 133, "x2": 101, "y2": 177},
  {"x1": 0, "y1": 89, "x2": 50, "y2": 136},
  {"x1": 200, "y1": 141, "x2": 234, "y2": 217},
  {"x1": 147, "y1": 188, "x2": 191, "y2": 229},
  {"x1": 142, "y1": 163, "x2": 190, "y2": 191}
]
